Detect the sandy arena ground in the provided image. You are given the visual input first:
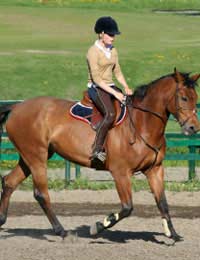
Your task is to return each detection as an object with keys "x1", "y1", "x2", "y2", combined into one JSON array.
[{"x1": 0, "y1": 190, "x2": 200, "y2": 260}]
